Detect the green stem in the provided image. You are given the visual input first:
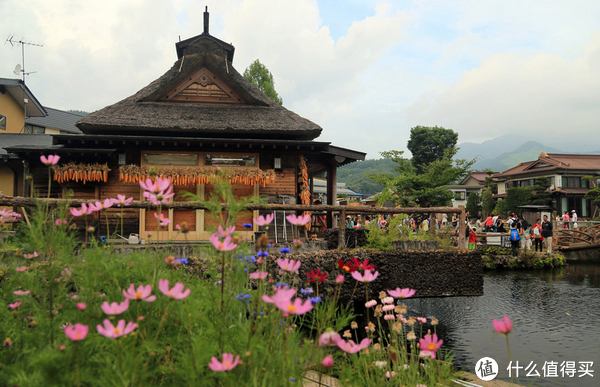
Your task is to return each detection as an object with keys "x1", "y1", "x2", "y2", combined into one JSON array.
[{"x1": 505, "y1": 335, "x2": 513, "y2": 385}]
